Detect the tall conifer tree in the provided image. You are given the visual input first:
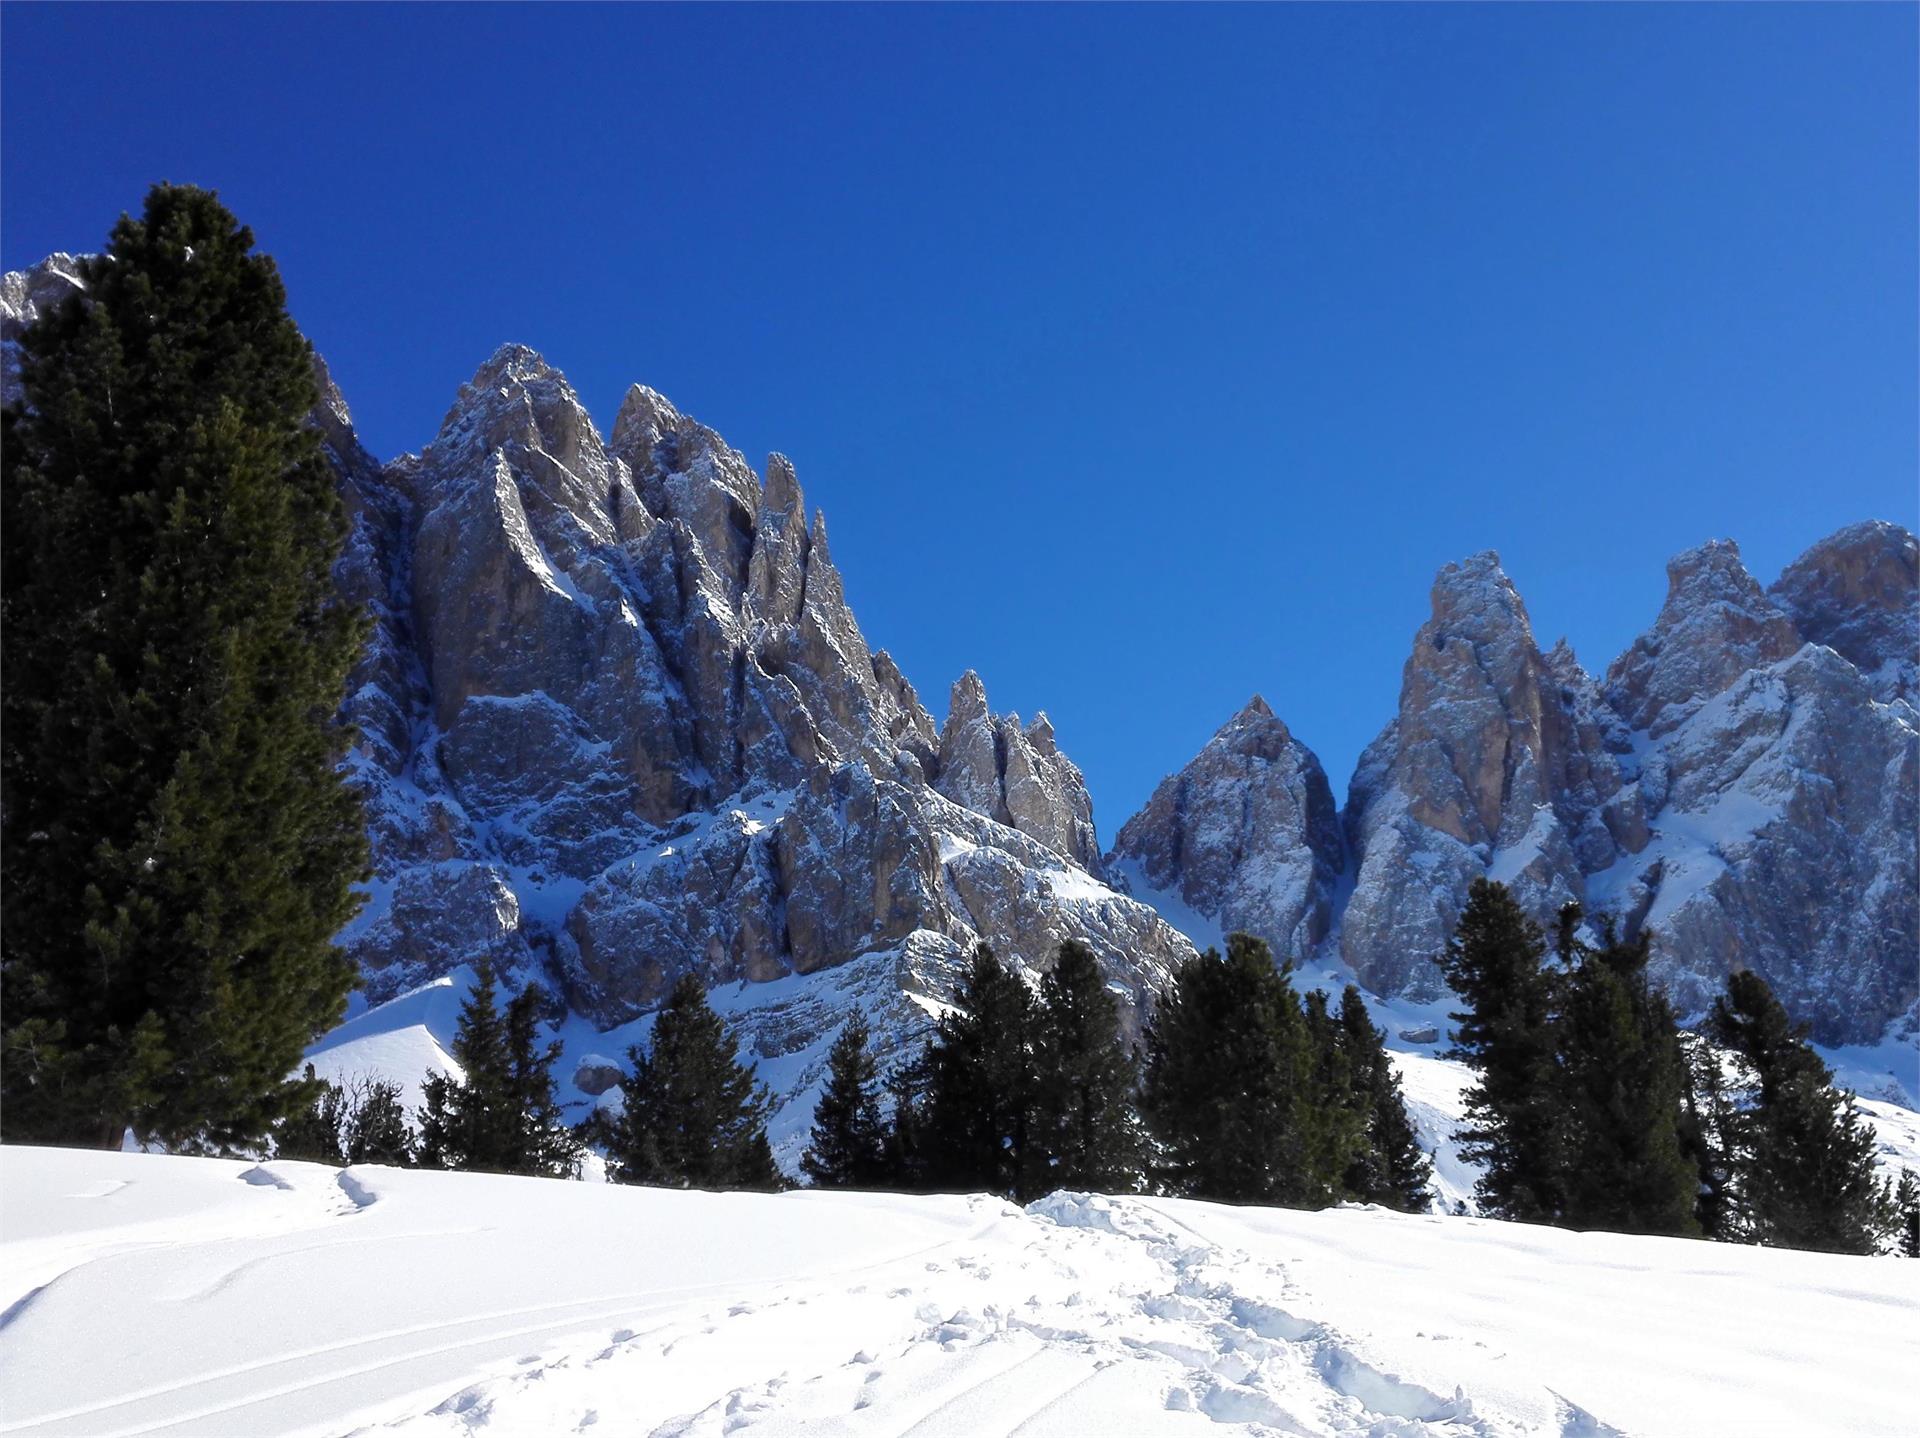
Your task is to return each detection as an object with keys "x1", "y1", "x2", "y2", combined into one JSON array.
[
  {"x1": 1140, "y1": 934, "x2": 1317, "y2": 1205},
  {"x1": 801, "y1": 1014, "x2": 888, "y2": 1189},
  {"x1": 609, "y1": 975, "x2": 781, "y2": 1191},
  {"x1": 1335, "y1": 986, "x2": 1433, "y2": 1212},
  {"x1": 1029, "y1": 939, "x2": 1145, "y2": 1194},
  {"x1": 1435, "y1": 880, "x2": 1565, "y2": 1222},
  {"x1": 917, "y1": 946, "x2": 1037, "y2": 1199},
  {"x1": 1555, "y1": 919, "x2": 1699, "y2": 1237},
  {"x1": 1708, "y1": 970, "x2": 1890, "y2": 1255},
  {"x1": 2, "y1": 184, "x2": 367, "y2": 1149}
]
